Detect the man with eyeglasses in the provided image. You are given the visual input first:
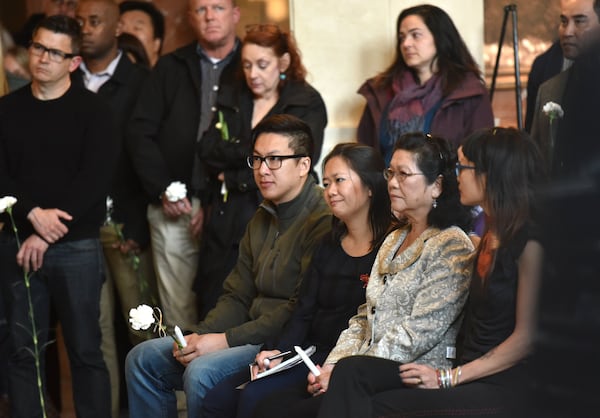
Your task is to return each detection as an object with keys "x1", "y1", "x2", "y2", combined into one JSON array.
[
  {"x1": 13, "y1": 0, "x2": 78, "y2": 48},
  {"x1": 127, "y1": 0, "x2": 241, "y2": 332},
  {"x1": 0, "y1": 15, "x2": 116, "y2": 418},
  {"x1": 125, "y1": 114, "x2": 330, "y2": 418}
]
